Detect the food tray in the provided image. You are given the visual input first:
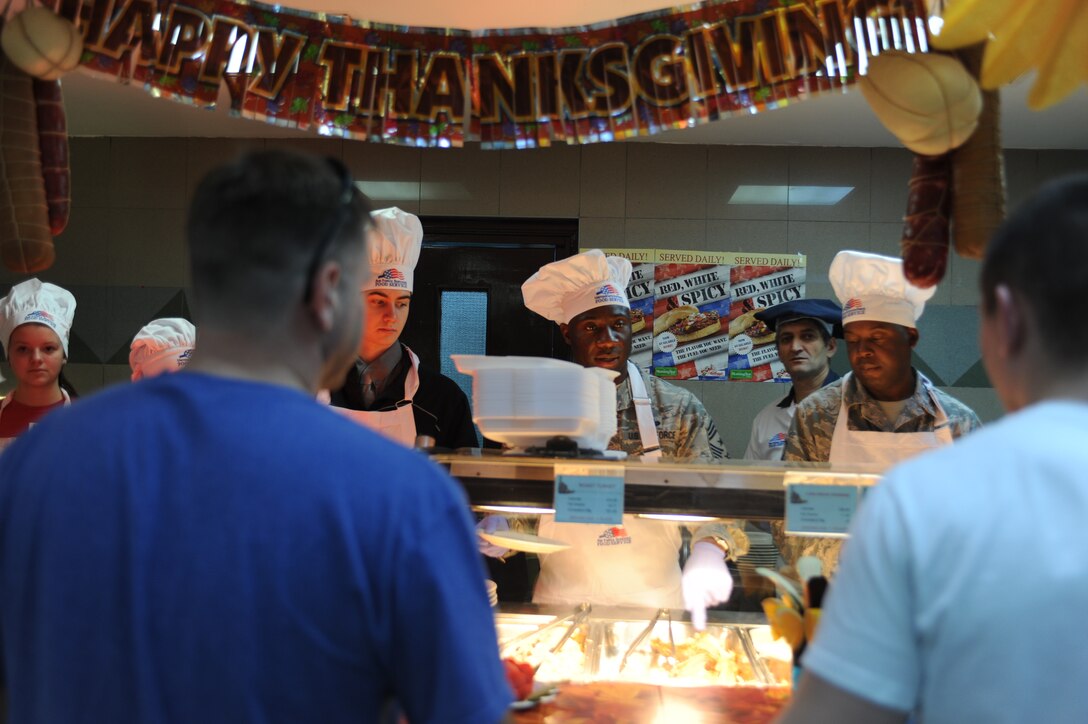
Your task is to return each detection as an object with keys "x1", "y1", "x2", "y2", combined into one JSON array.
[{"x1": 493, "y1": 610, "x2": 780, "y2": 687}]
